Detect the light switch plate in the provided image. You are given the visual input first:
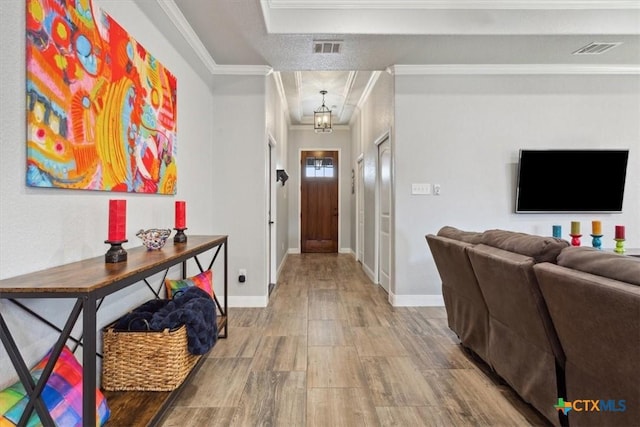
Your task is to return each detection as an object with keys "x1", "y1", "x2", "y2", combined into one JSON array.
[{"x1": 411, "y1": 183, "x2": 431, "y2": 195}]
